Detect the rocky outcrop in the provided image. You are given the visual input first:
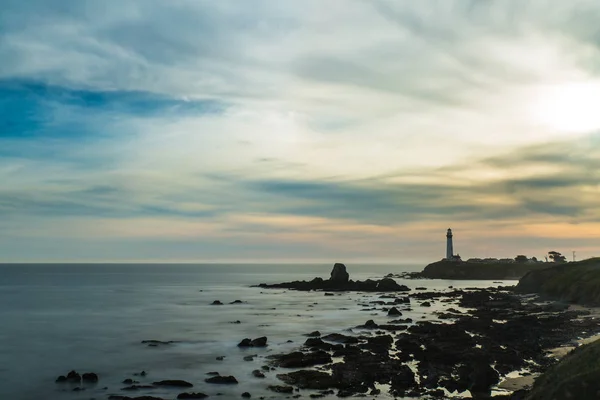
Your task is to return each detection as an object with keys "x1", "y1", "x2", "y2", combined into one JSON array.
[
  {"x1": 516, "y1": 258, "x2": 600, "y2": 305},
  {"x1": 238, "y1": 336, "x2": 268, "y2": 347},
  {"x1": 177, "y1": 394, "x2": 208, "y2": 399},
  {"x1": 205, "y1": 375, "x2": 238, "y2": 384},
  {"x1": 417, "y1": 260, "x2": 552, "y2": 280},
  {"x1": 257, "y1": 265, "x2": 409, "y2": 292},
  {"x1": 153, "y1": 380, "x2": 193, "y2": 388},
  {"x1": 330, "y1": 263, "x2": 349, "y2": 283}
]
